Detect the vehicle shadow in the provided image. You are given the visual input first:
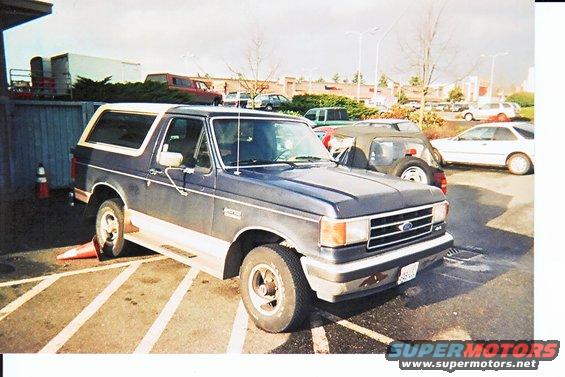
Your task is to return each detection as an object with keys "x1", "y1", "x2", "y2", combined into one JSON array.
[
  {"x1": 0, "y1": 189, "x2": 153, "y2": 258},
  {"x1": 274, "y1": 182, "x2": 533, "y2": 351}
]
